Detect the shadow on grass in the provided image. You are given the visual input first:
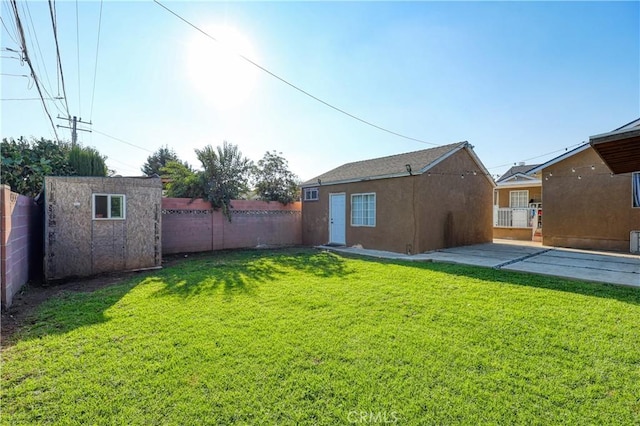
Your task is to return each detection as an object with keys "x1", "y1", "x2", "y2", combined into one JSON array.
[
  {"x1": 6, "y1": 280, "x2": 140, "y2": 346},
  {"x1": 151, "y1": 248, "x2": 351, "y2": 299},
  {"x1": 7, "y1": 249, "x2": 350, "y2": 345},
  {"x1": 359, "y1": 256, "x2": 640, "y2": 306}
]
